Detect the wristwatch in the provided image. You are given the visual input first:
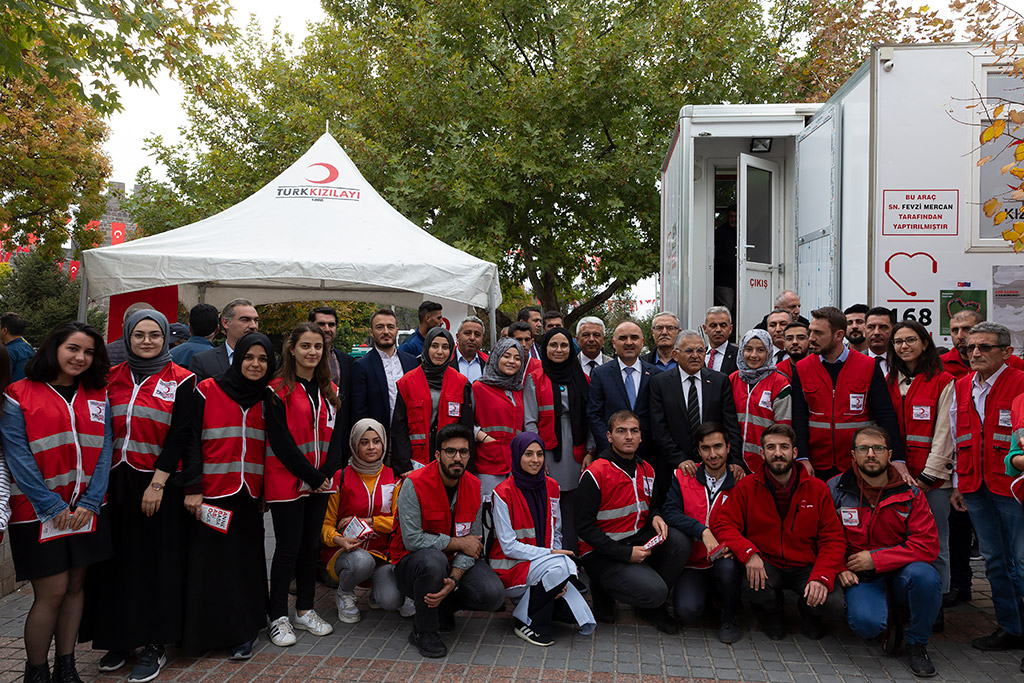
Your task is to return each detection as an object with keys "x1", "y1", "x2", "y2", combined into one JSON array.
[
  {"x1": 150, "y1": 482, "x2": 164, "y2": 491},
  {"x1": 448, "y1": 576, "x2": 461, "y2": 591}
]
